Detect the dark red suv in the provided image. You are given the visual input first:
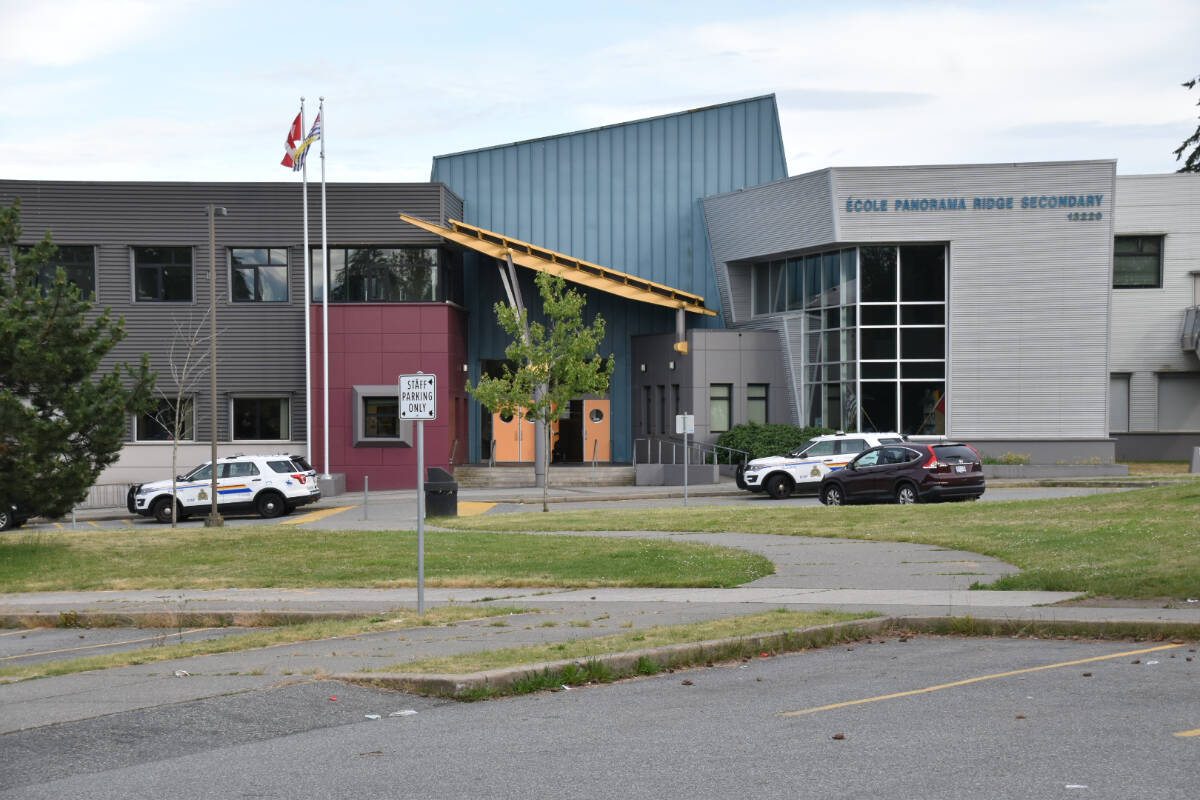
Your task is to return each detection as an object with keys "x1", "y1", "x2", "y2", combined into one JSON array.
[{"x1": 818, "y1": 442, "x2": 985, "y2": 505}]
